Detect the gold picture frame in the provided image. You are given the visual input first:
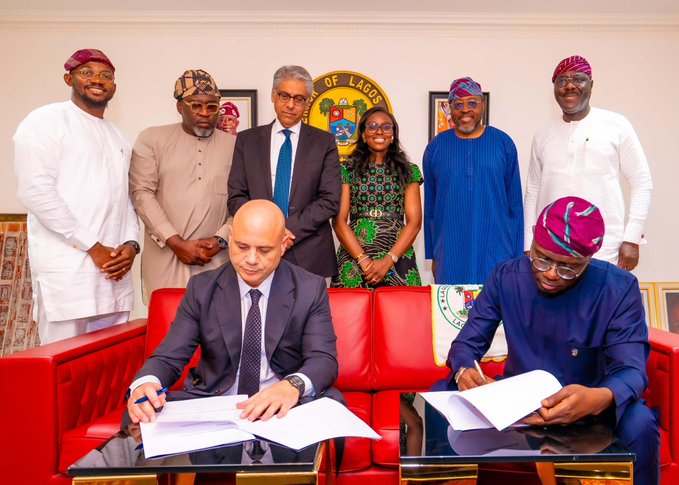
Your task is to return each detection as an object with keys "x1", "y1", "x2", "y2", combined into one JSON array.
[
  {"x1": 656, "y1": 282, "x2": 679, "y2": 334},
  {"x1": 638, "y1": 282, "x2": 658, "y2": 329}
]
